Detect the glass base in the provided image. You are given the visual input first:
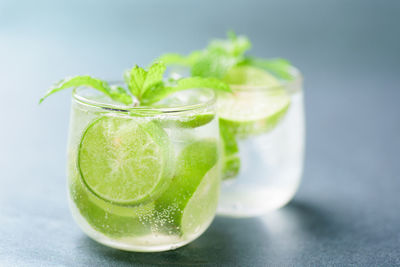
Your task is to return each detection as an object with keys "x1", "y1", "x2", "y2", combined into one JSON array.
[
  {"x1": 69, "y1": 198, "x2": 215, "y2": 252},
  {"x1": 86, "y1": 234, "x2": 194, "y2": 252},
  {"x1": 217, "y1": 183, "x2": 300, "y2": 217}
]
